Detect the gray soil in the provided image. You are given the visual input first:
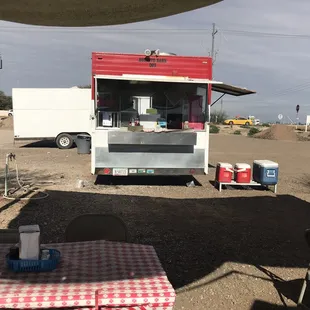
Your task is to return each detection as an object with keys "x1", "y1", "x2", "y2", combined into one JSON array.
[{"x1": 1, "y1": 129, "x2": 310, "y2": 309}]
